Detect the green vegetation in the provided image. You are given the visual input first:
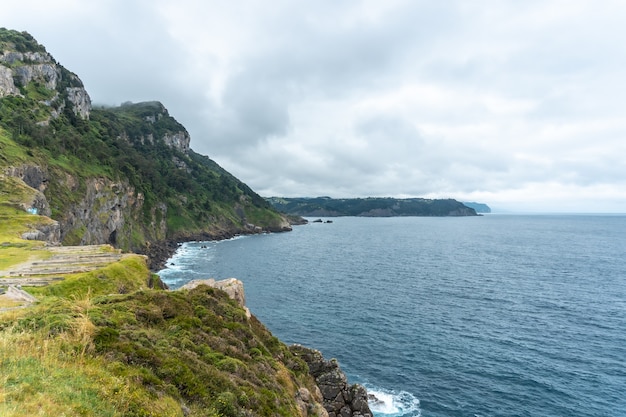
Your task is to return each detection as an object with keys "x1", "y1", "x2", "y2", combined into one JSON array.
[
  {"x1": 0, "y1": 128, "x2": 29, "y2": 165},
  {"x1": 1, "y1": 265, "x2": 320, "y2": 416},
  {"x1": 0, "y1": 173, "x2": 51, "y2": 270},
  {"x1": 0, "y1": 243, "x2": 319, "y2": 416},
  {"x1": 0, "y1": 187, "x2": 318, "y2": 416},
  {"x1": 0, "y1": 28, "x2": 288, "y2": 251},
  {"x1": 0, "y1": 28, "x2": 46, "y2": 54},
  {"x1": 267, "y1": 196, "x2": 479, "y2": 217}
]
